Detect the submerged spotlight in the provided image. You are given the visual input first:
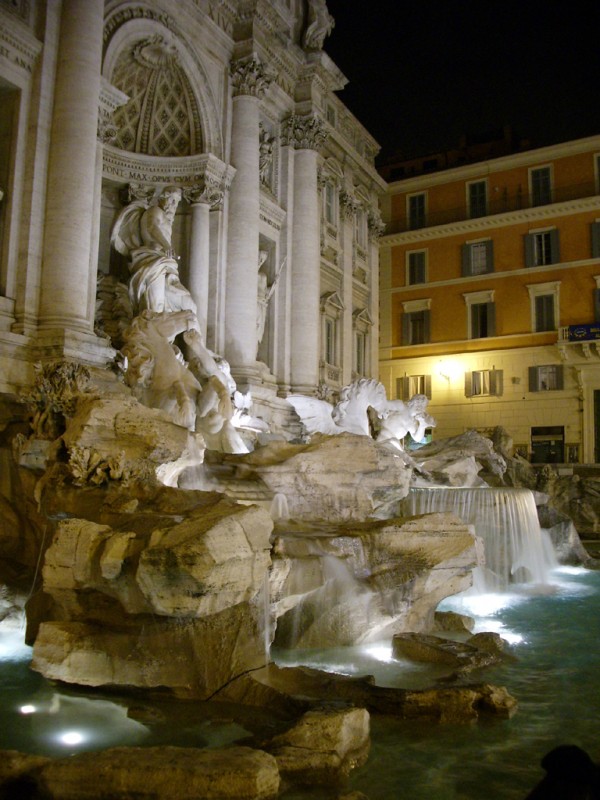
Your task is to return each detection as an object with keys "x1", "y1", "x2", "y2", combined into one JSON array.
[
  {"x1": 60, "y1": 731, "x2": 84, "y2": 746},
  {"x1": 20, "y1": 704, "x2": 36, "y2": 715}
]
